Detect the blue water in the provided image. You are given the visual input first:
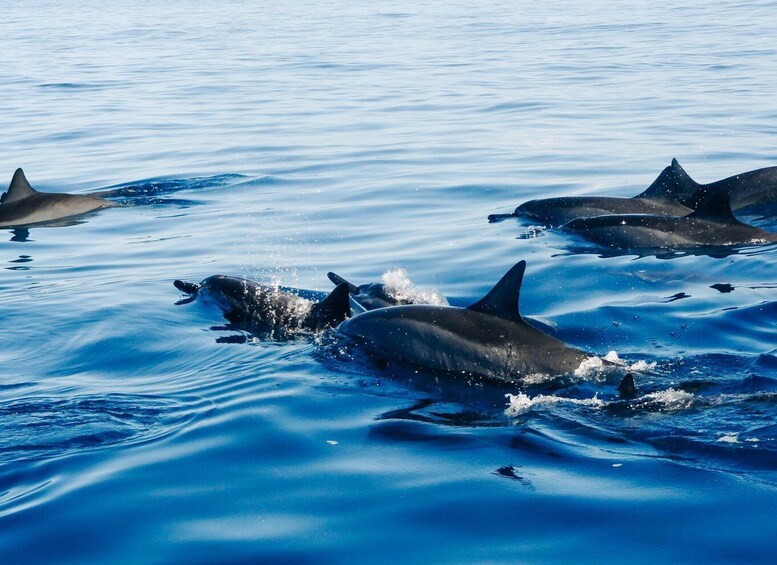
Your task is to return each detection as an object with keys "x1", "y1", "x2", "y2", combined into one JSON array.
[{"x1": 2, "y1": 1, "x2": 776, "y2": 562}]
